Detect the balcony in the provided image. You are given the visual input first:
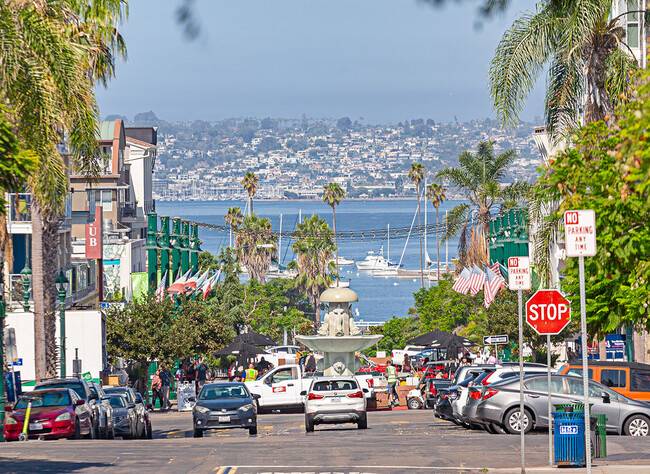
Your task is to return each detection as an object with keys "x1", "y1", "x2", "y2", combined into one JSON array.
[{"x1": 7, "y1": 193, "x2": 72, "y2": 233}]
